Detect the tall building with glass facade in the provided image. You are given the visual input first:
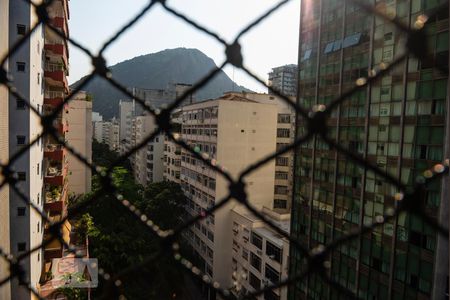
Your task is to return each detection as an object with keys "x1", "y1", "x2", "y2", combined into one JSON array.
[{"x1": 290, "y1": 0, "x2": 449, "y2": 299}]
